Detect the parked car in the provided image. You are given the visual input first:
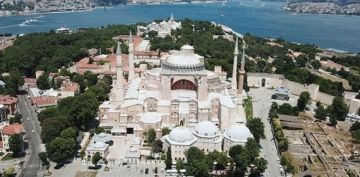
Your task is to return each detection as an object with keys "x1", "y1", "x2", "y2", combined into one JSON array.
[{"x1": 145, "y1": 168, "x2": 149, "y2": 174}]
